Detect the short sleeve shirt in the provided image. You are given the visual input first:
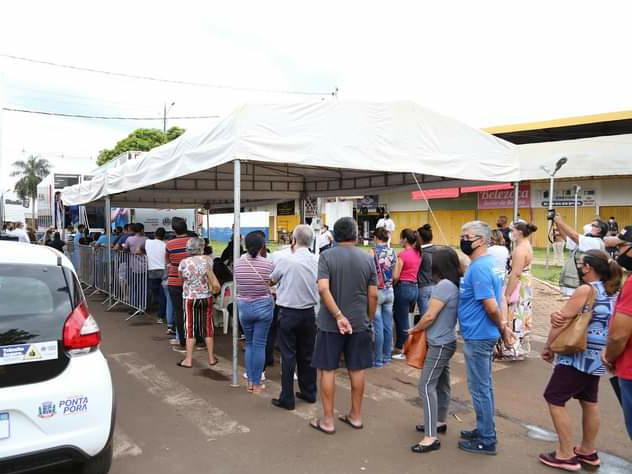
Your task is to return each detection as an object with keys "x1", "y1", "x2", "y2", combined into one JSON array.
[
  {"x1": 374, "y1": 244, "x2": 396, "y2": 288},
  {"x1": 426, "y1": 279, "x2": 458, "y2": 346},
  {"x1": 124, "y1": 235, "x2": 147, "y2": 254},
  {"x1": 458, "y1": 255, "x2": 503, "y2": 341},
  {"x1": 566, "y1": 235, "x2": 605, "y2": 252},
  {"x1": 166, "y1": 236, "x2": 191, "y2": 287},
  {"x1": 179, "y1": 256, "x2": 213, "y2": 300},
  {"x1": 317, "y1": 246, "x2": 377, "y2": 333},
  {"x1": 614, "y1": 277, "x2": 632, "y2": 380},
  {"x1": 233, "y1": 255, "x2": 274, "y2": 300},
  {"x1": 270, "y1": 248, "x2": 319, "y2": 309}
]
